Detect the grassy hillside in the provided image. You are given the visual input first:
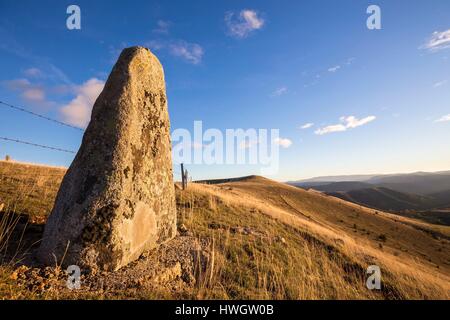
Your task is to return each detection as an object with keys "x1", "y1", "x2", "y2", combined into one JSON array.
[
  {"x1": 0, "y1": 163, "x2": 449, "y2": 299},
  {"x1": 0, "y1": 160, "x2": 65, "y2": 224}
]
